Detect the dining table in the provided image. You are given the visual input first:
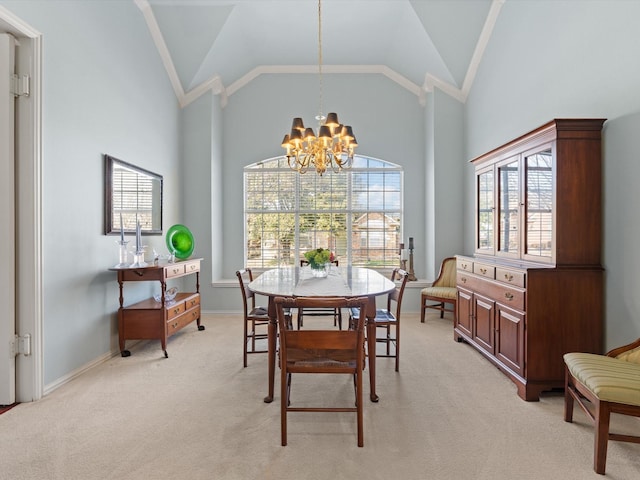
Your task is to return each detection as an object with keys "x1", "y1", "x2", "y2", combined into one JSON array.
[{"x1": 248, "y1": 265, "x2": 396, "y2": 403}]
